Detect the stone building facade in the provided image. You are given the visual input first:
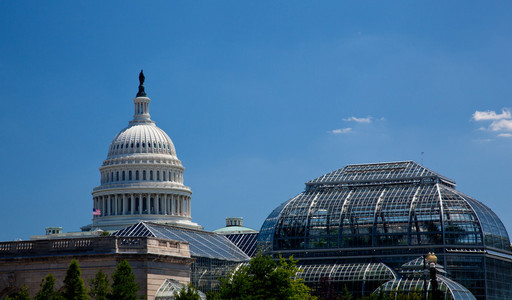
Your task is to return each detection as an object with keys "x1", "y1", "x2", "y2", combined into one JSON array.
[{"x1": 0, "y1": 236, "x2": 192, "y2": 299}]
